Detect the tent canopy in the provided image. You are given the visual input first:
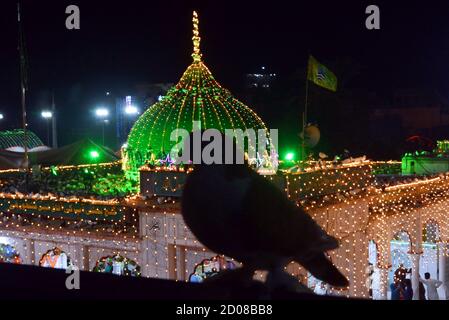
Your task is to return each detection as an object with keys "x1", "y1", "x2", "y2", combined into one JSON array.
[{"x1": 0, "y1": 139, "x2": 119, "y2": 169}]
